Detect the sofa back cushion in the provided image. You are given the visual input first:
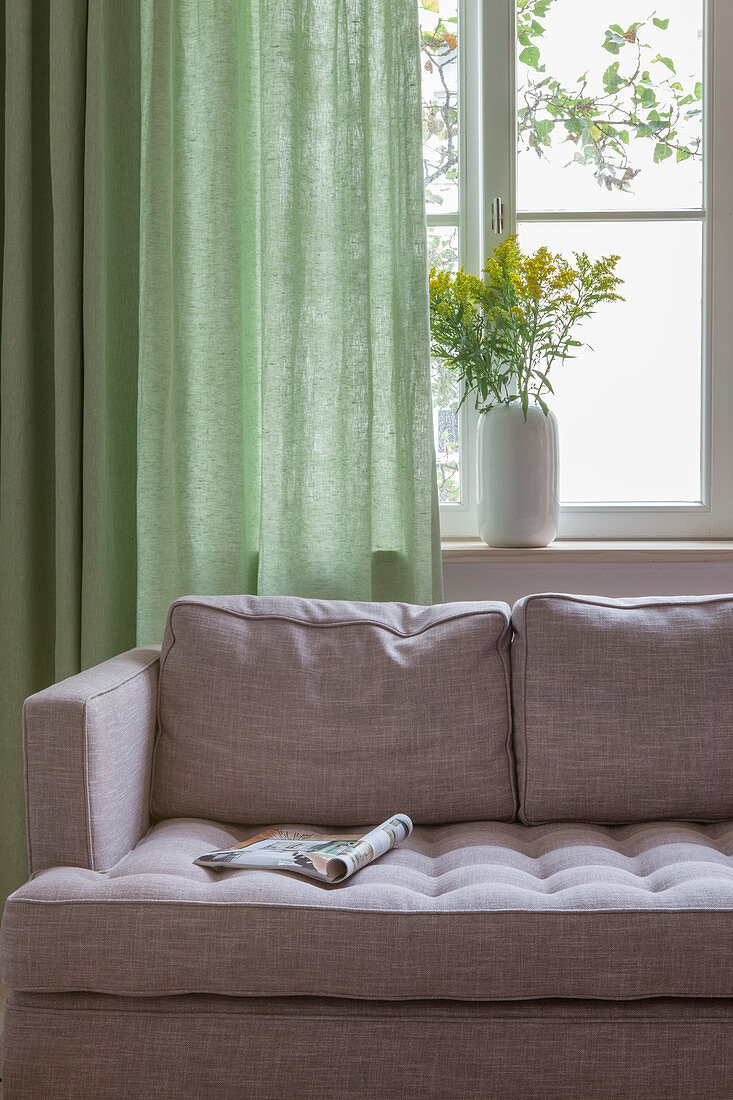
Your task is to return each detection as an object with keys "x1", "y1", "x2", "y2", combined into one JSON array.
[
  {"x1": 152, "y1": 595, "x2": 515, "y2": 825},
  {"x1": 512, "y1": 592, "x2": 733, "y2": 824}
]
